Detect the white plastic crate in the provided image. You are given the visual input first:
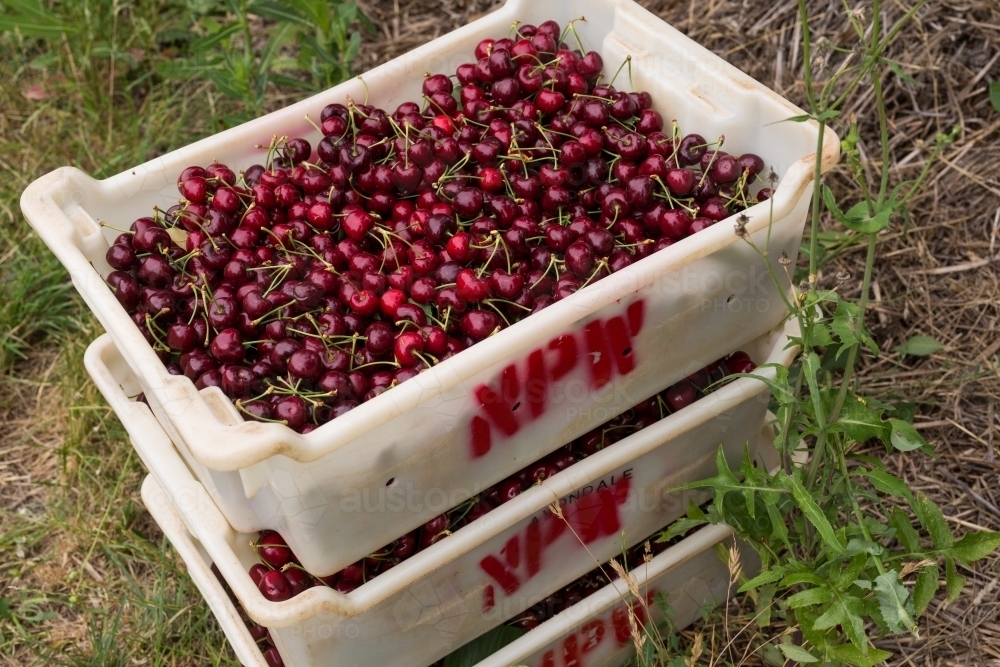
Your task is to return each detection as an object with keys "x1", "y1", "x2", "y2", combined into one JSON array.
[
  {"x1": 141, "y1": 473, "x2": 754, "y2": 667},
  {"x1": 472, "y1": 523, "x2": 759, "y2": 667},
  {"x1": 87, "y1": 319, "x2": 794, "y2": 667},
  {"x1": 24, "y1": 0, "x2": 837, "y2": 576},
  {"x1": 139, "y1": 473, "x2": 270, "y2": 667}
]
